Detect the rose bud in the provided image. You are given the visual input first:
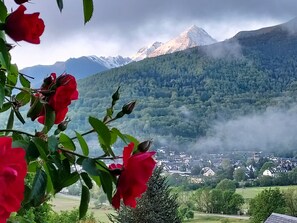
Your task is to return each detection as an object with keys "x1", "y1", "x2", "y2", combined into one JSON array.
[
  {"x1": 122, "y1": 101, "x2": 136, "y2": 115},
  {"x1": 57, "y1": 118, "x2": 71, "y2": 131},
  {"x1": 112, "y1": 87, "x2": 120, "y2": 104},
  {"x1": 137, "y1": 140, "x2": 152, "y2": 152}
]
